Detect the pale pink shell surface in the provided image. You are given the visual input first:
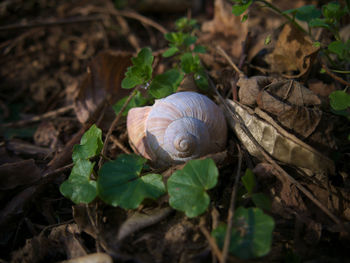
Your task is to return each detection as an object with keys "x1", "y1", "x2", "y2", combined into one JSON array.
[{"x1": 127, "y1": 91, "x2": 227, "y2": 166}]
